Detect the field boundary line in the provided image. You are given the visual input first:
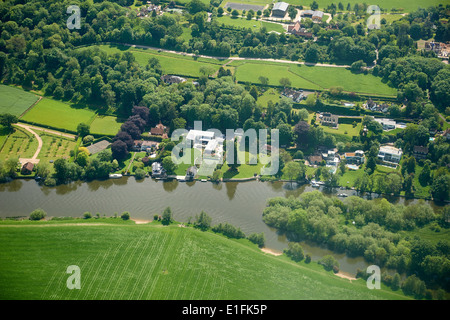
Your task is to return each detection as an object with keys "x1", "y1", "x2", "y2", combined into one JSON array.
[{"x1": 18, "y1": 95, "x2": 42, "y2": 119}]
